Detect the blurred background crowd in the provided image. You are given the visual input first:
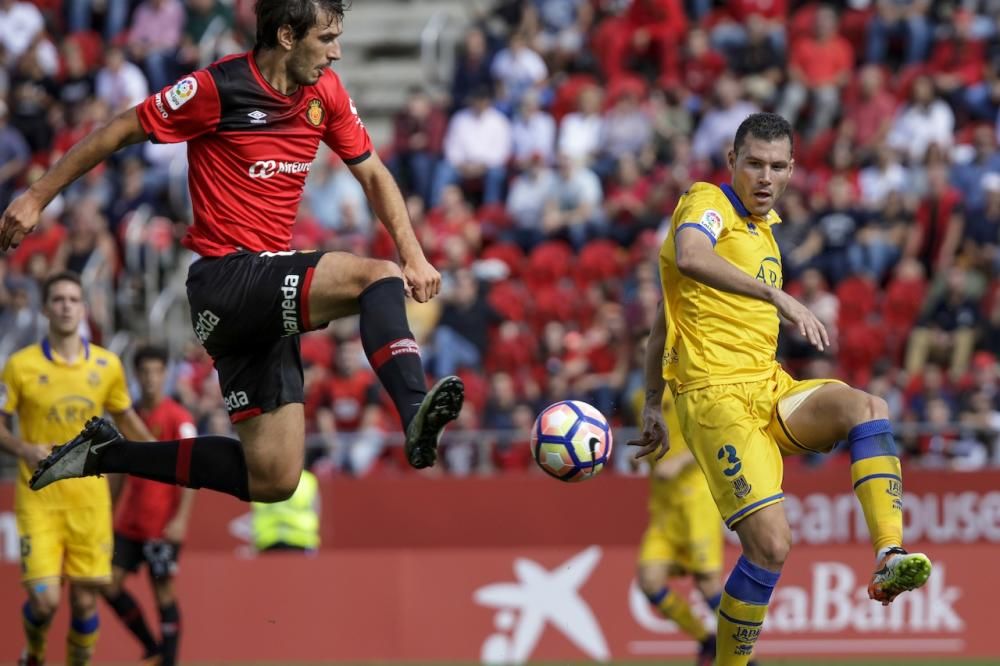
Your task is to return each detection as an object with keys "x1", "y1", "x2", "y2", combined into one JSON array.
[{"x1": 1, "y1": 0, "x2": 1000, "y2": 479}]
